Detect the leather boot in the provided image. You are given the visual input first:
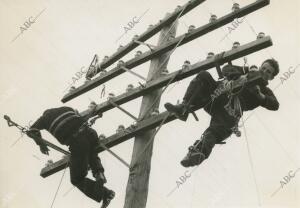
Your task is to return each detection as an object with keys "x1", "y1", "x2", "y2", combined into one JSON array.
[
  {"x1": 101, "y1": 189, "x2": 115, "y2": 208},
  {"x1": 164, "y1": 102, "x2": 189, "y2": 121},
  {"x1": 180, "y1": 146, "x2": 206, "y2": 167}
]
